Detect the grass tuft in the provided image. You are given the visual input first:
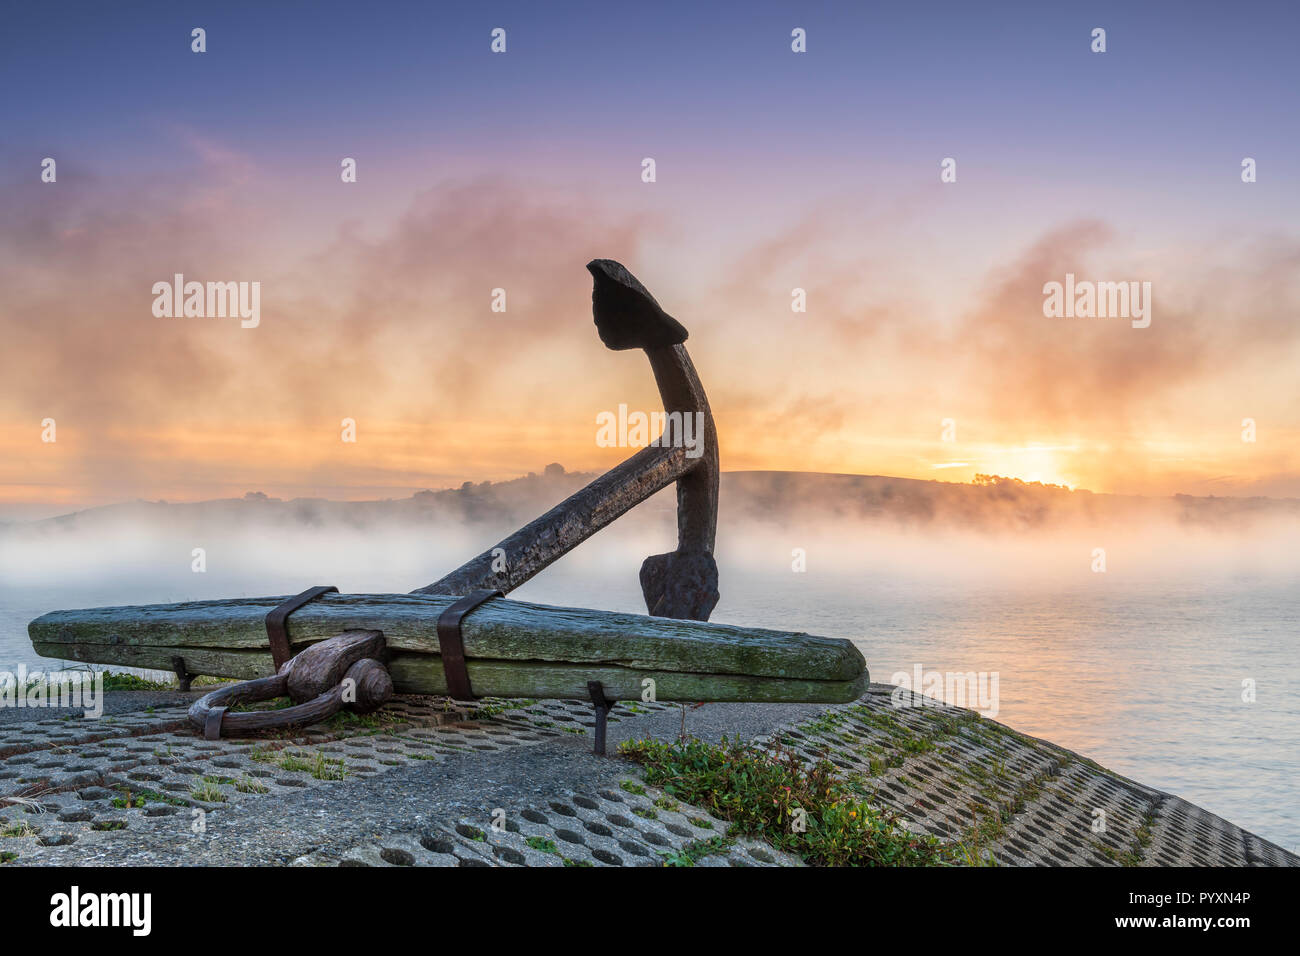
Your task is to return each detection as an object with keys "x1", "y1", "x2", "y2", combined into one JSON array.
[
  {"x1": 619, "y1": 735, "x2": 958, "y2": 867},
  {"x1": 189, "y1": 777, "x2": 228, "y2": 803},
  {"x1": 659, "y1": 836, "x2": 733, "y2": 867},
  {"x1": 235, "y1": 776, "x2": 270, "y2": 794}
]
